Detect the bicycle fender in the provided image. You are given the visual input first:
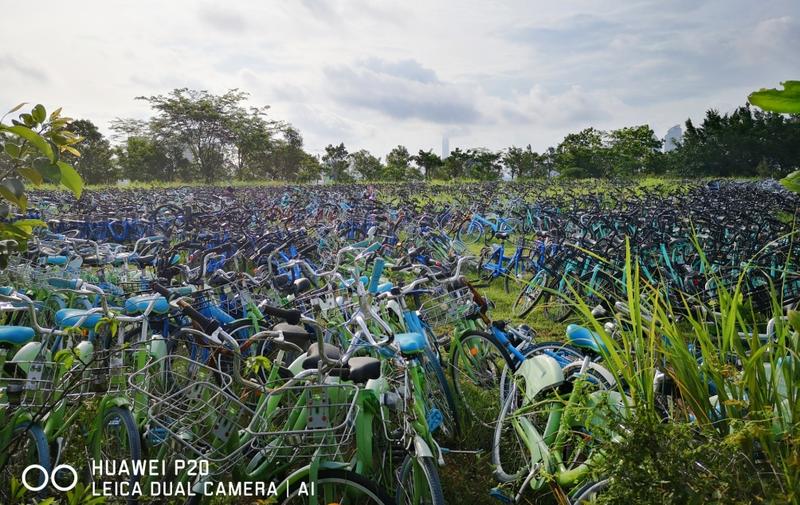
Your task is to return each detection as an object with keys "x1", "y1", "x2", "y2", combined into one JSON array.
[
  {"x1": 514, "y1": 354, "x2": 564, "y2": 402},
  {"x1": 147, "y1": 335, "x2": 167, "y2": 361},
  {"x1": 414, "y1": 434, "x2": 435, "y2": 459}
]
